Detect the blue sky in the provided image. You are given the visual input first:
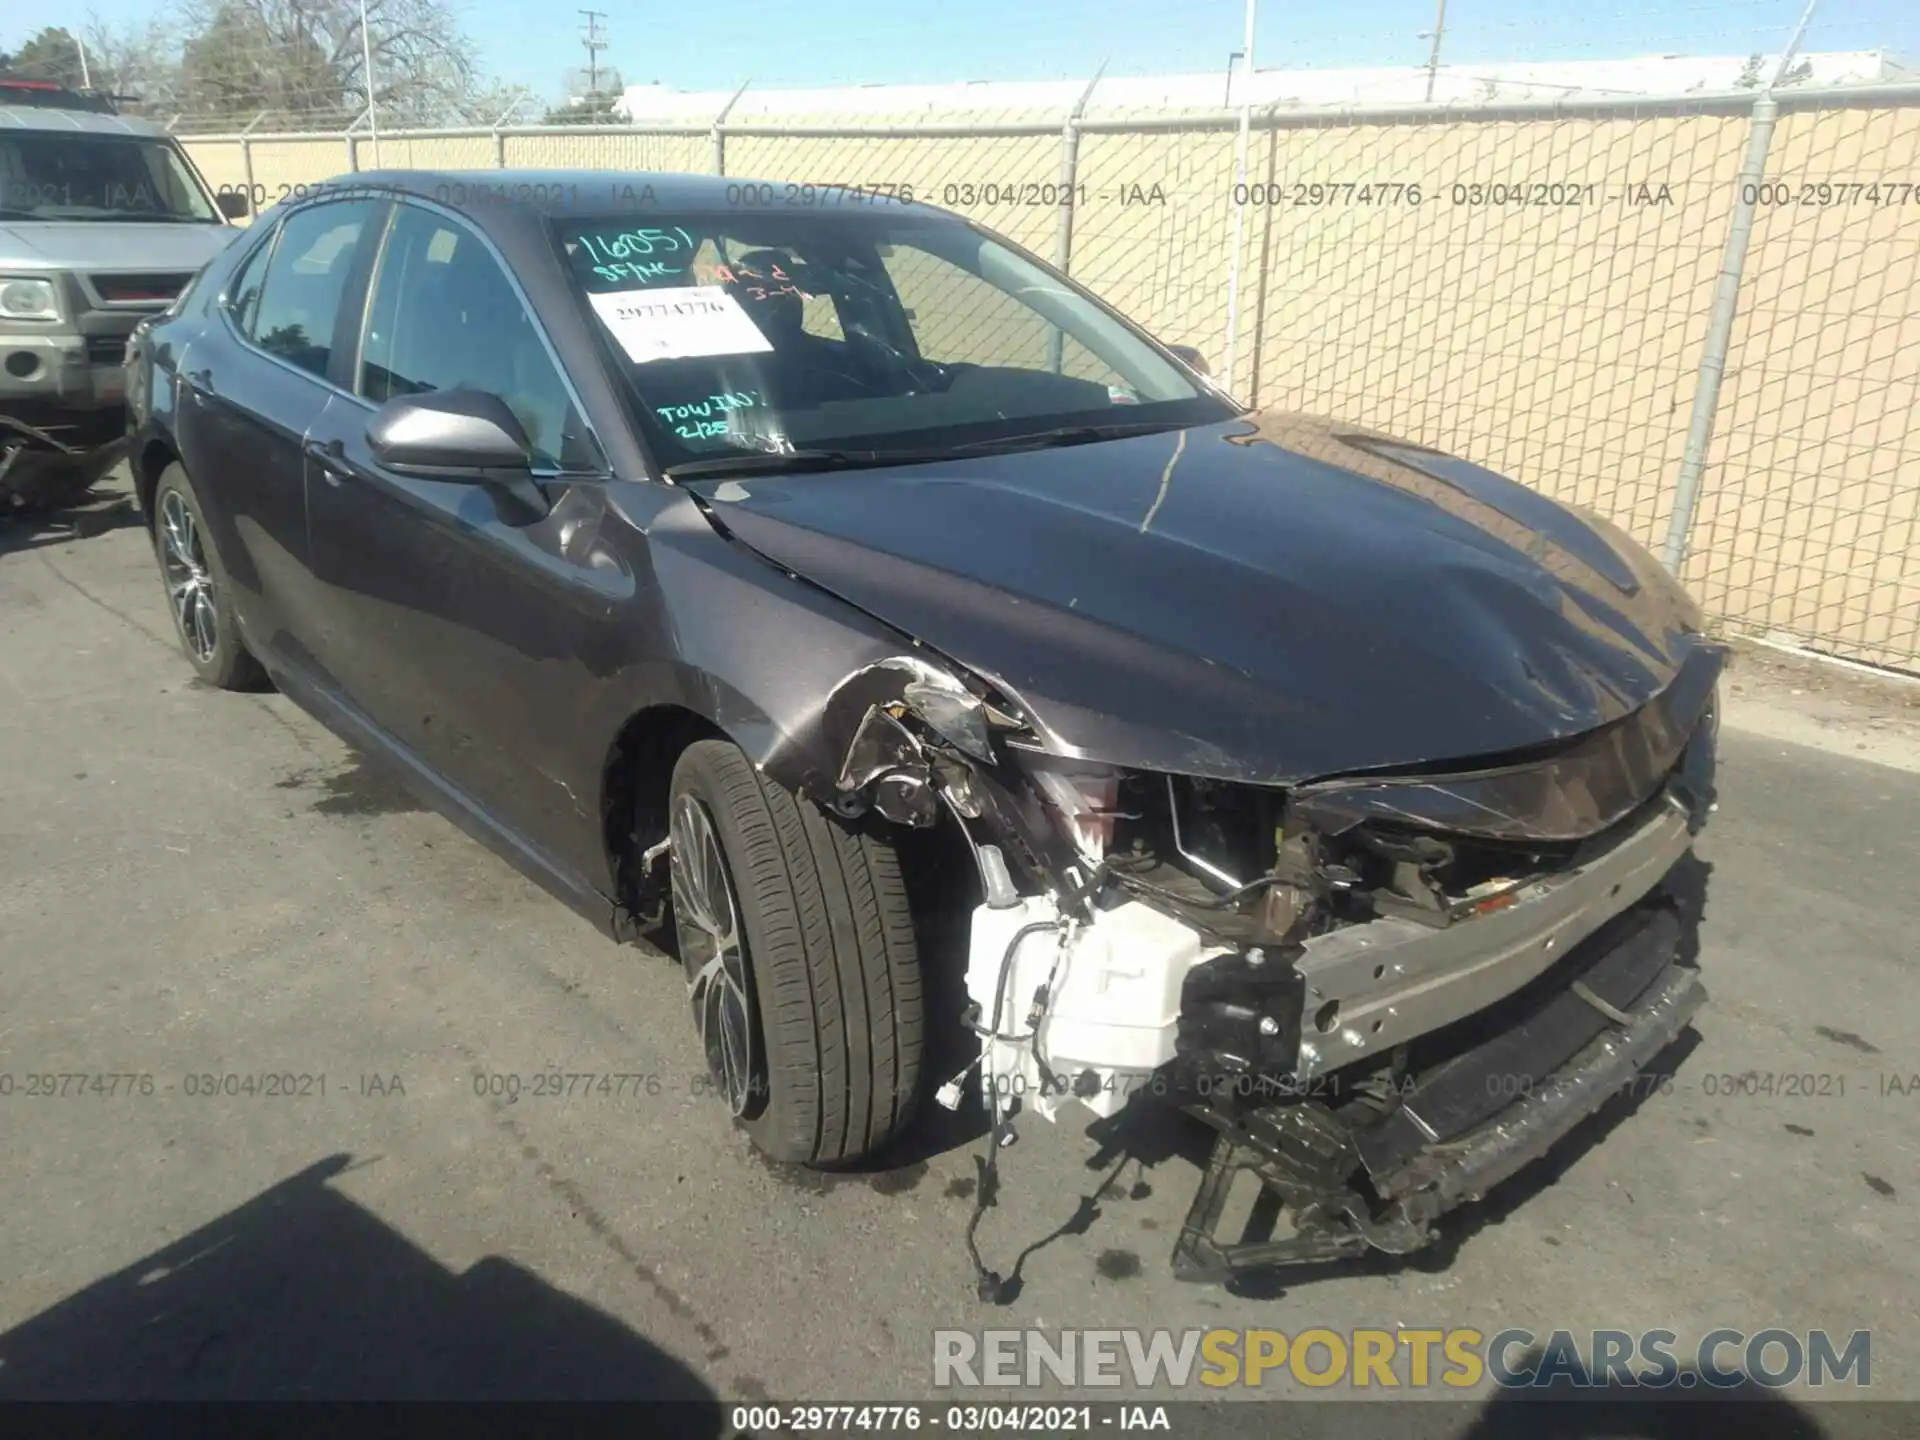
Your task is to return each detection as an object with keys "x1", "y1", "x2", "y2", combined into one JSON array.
[{"x1": 12, "y1": 0, "x2": 1918, "y2": 100}]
